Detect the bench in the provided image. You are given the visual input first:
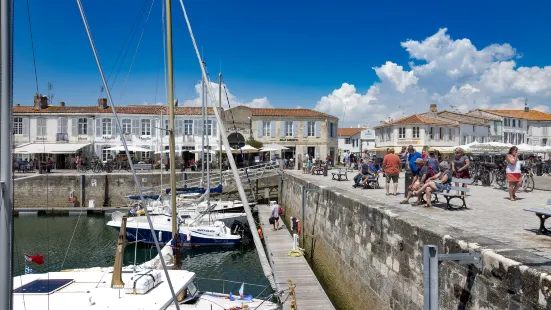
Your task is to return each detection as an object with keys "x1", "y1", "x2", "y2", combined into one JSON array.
[
  {"x1": 524, "y1": 200, "x2": 551, "y2": 234},
  {"x1": 311, "y1": 165, "x2": 324, "y2": 175},
  {"x1": 331, "y1": 168, "x2": 348, "y2": 181},
  {"x1": 431, "y1": 178, "x2": 473, "y2": 209},
  {"x1": 134, "y1": 163, "x2": 153, "y2": 171}
]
